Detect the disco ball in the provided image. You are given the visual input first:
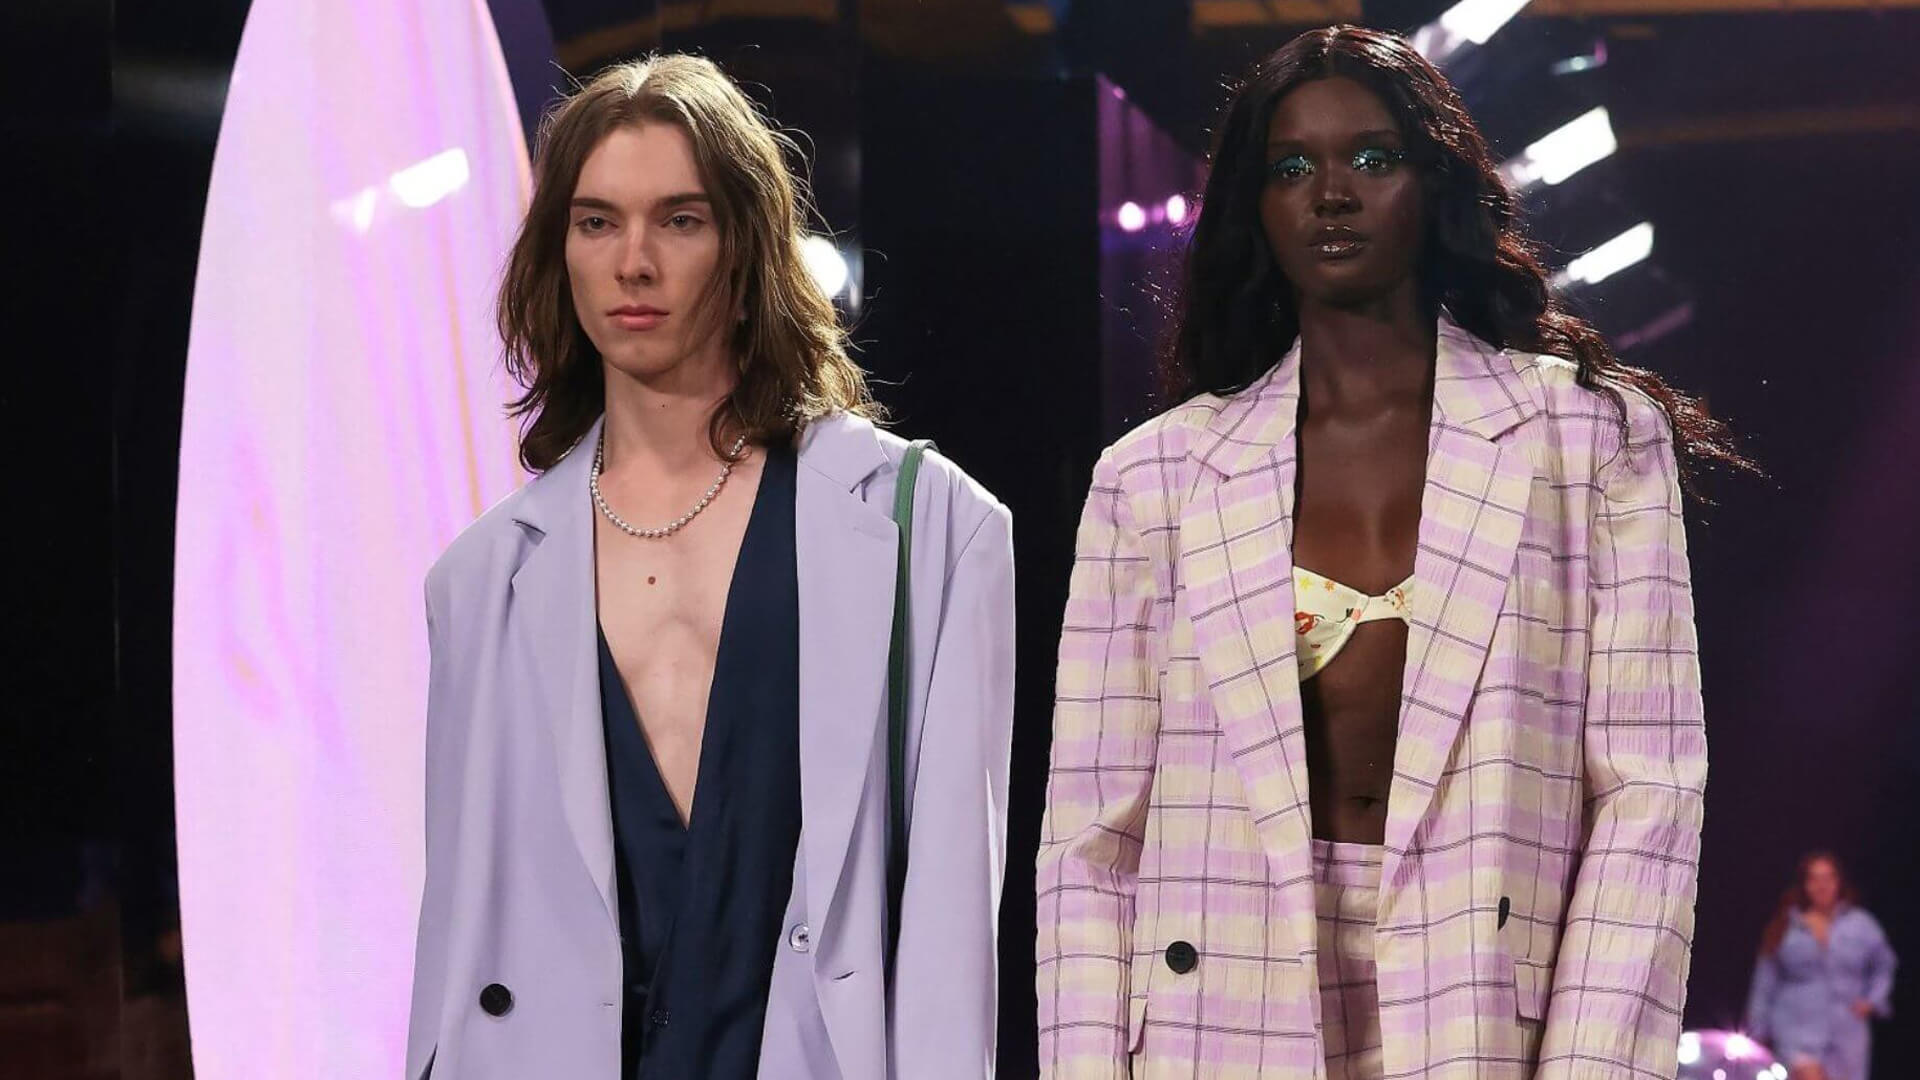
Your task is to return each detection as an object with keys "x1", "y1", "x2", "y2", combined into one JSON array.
[{"x1": 1676, "y1": 1029, "x2": 1785, "y2": 1080}]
